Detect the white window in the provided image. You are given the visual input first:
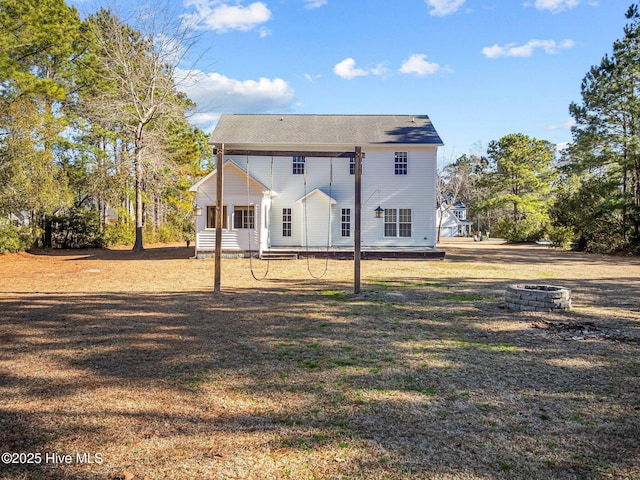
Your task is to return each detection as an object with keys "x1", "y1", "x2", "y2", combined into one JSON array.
[
  {"x1": 233, "y1": 206, "x2": 255, "y2": 229},
  {"x1": 293, "y1": 156, "x2": 305, "y2": 175},
  {"x1": 350, "y1": 157, "x2": 363, "y2": 175},
  {"x1": 384, "y1": 208, "x2": 412, "y2": 237},
  {"x1": 282, "y1": 208, "x2": 292, "y2": 237},
  {"x1": 395, "y1": 152, "x2": 408, "y2": 175},
  {"x1": 399, "y1": 208, "x2": 412, "y2": 237},
  {"x1": 341, "y1": 208, "x2": 351, "y2": 237},
  {"x1": 206, "y1": 206, "x2": 227, "y2": 229},
  {"x1": 384, "y1": 209, "x2": 397, "y2": 237}
]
